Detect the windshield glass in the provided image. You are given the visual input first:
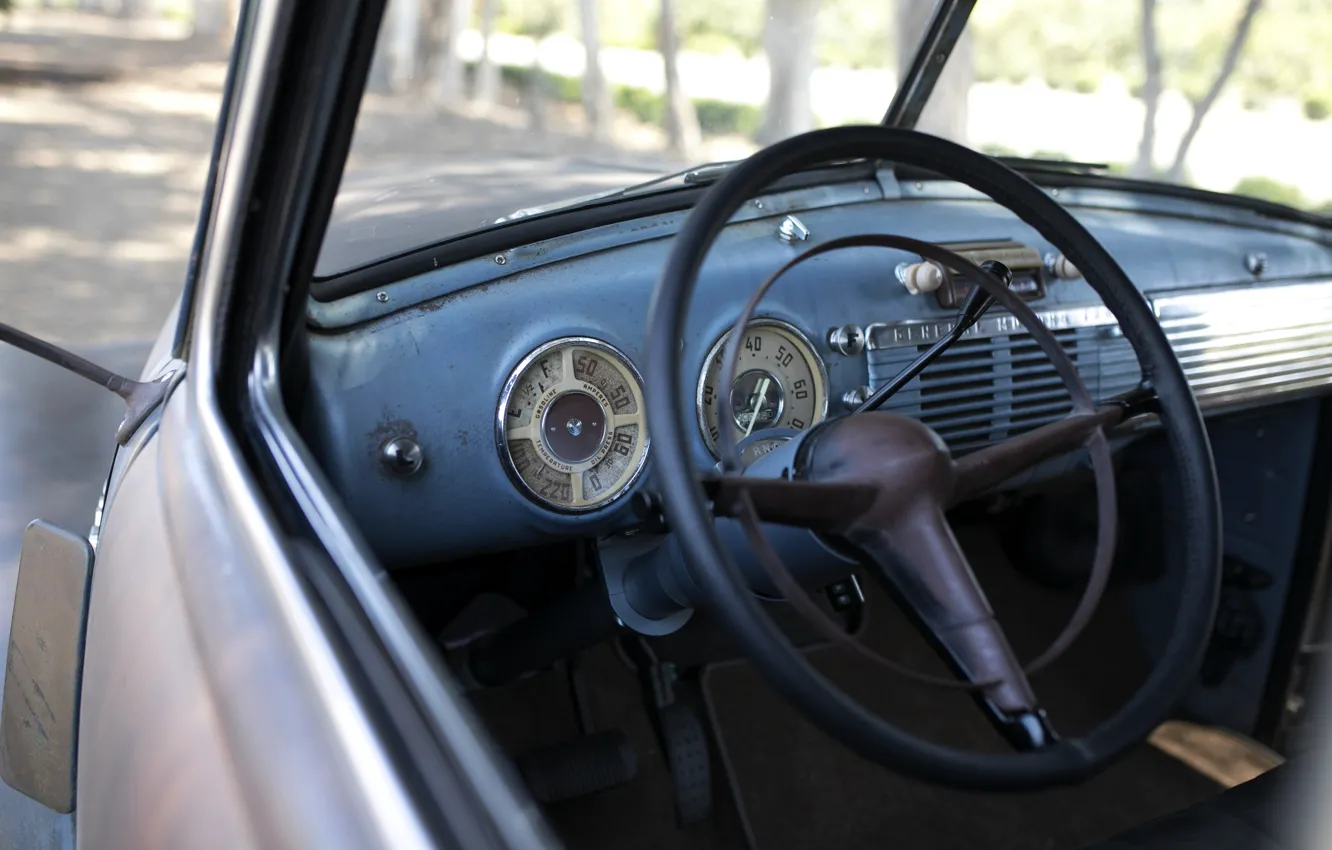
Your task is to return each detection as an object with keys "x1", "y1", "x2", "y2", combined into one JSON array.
[
  {"x1": 320, "y1": 0, "x2": 941, "y2": 276},
  {"x1": 929, "y1": 0, "x2": 1332, "y2": 216},
  {"x1": 323, "y1": 0, "x2": 1332, "y2": 278}
]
